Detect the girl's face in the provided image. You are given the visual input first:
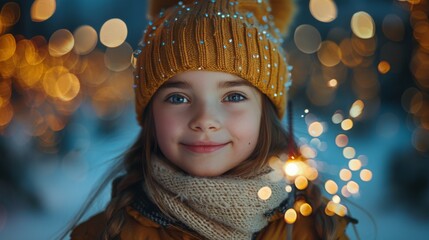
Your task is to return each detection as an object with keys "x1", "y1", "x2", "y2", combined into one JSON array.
[{"x1": 152, "y1": 71, "x2": 262, "y2": 177}]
